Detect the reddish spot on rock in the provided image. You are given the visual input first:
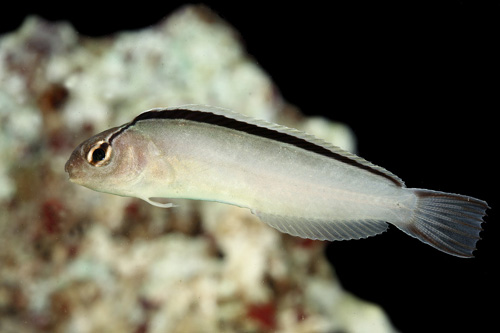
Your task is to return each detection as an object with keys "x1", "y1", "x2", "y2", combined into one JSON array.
[
  {"x1": 37, "y1": 83, "x2": 69, "y2": 113},
  {"x1": 247, "y1": 301, "x2": 276, "y2": 331},
  {"x1": 296, "y1": 238, "x2": 324, "y2": 248},
  {"x1": 41, "y1": 199, "x2": 65, "y2": 234},
  {"x1": 125, "y1": 201, "x2": 141, "y2": 219},
  {"x1": 134, "y1": 322, "x2": 149, "y2": 333},
  {"x1": 296, "y1": 306, "x2": 307, "y2": 322},
  {"x1": 67, "y1": 245, "x2": 79, "y2": 258},
  {"x1": 48, "y1": 130, "x2": 68, "y2": 152},
  {"x1": 81, "y1": 122, "x2": 94, "y2": 134},
  {"x1": 138, "y1": 296, "x2": 160, "y2": 311}
]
